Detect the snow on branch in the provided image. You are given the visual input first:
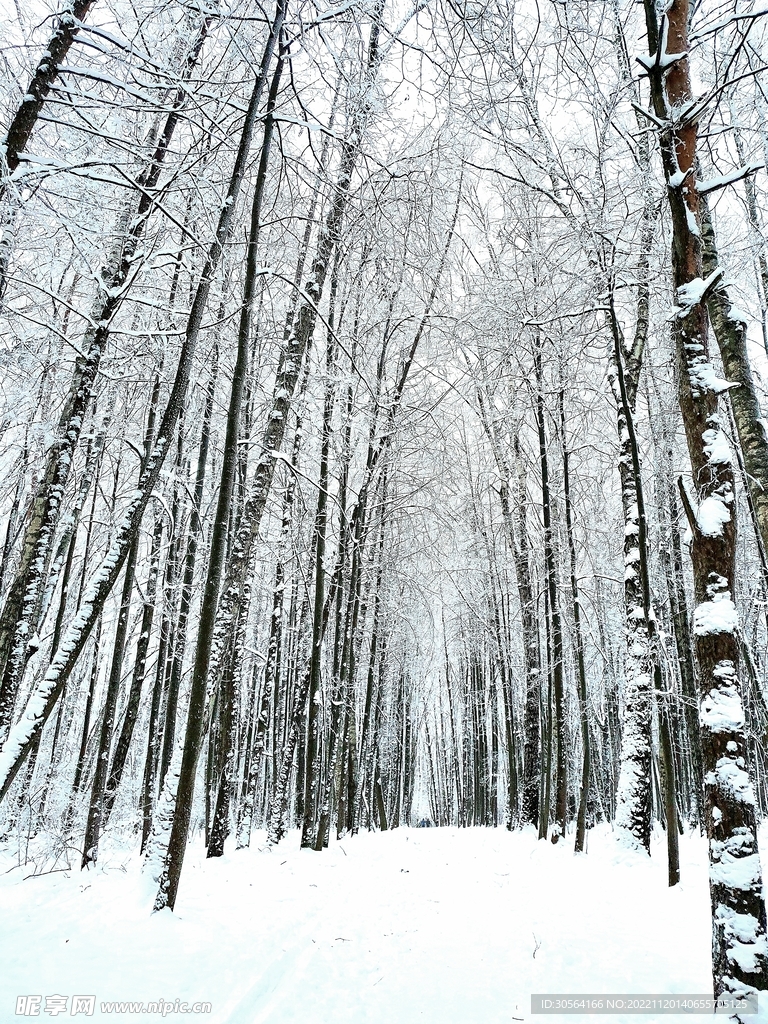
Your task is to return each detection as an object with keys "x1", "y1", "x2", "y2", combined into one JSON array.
[
  {"x1": 698, "y1": 163, "x2": 764, "y2": 196},
  {"x1": 675, "y1": 268, "x2": 723, "y2": 312},
  {"x1": 691, "y1": 5, "x2": 768, "y2": 43},
  {"x1": 635, "y1": 15, "x2": 687, "y2": 75}
]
